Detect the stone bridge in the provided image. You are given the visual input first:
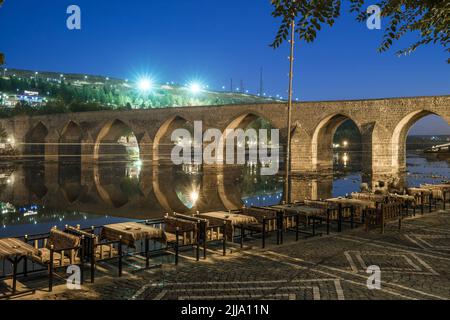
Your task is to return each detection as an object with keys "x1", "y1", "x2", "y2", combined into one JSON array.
[{"x1": 1, "y1": 95, "x2": 449, "y2": 179}]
